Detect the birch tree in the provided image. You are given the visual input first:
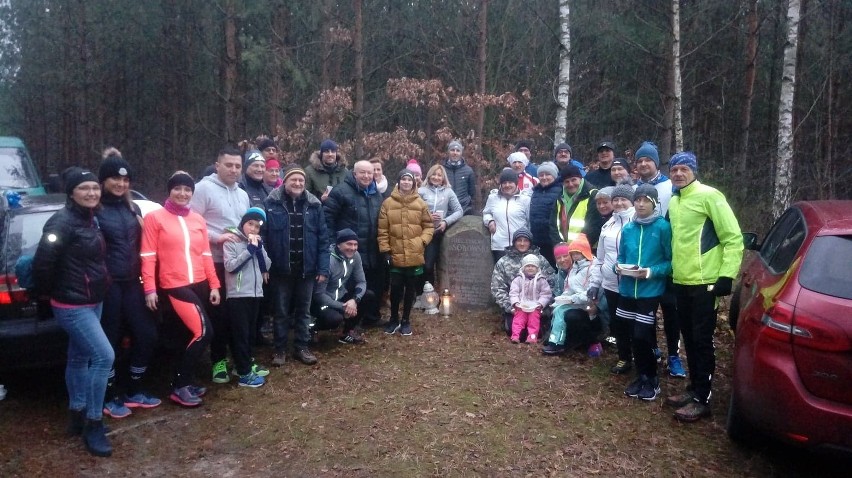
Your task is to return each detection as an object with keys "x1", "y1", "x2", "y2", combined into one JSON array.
[
  {"x1": 554, "y1": 0, "x2": 570, "y2": 145},
  {"x1": 773, "y1": 0, "x2": 802, "y2": 219},
  {"x1": 671, "y1": 0, "x2": 683, "y2": 153}
]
